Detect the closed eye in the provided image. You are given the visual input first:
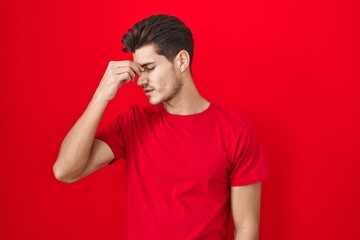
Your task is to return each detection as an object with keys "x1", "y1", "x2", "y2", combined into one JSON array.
[{"x1": 144, "y1": 67, "x2": 155, "y2": 72}]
